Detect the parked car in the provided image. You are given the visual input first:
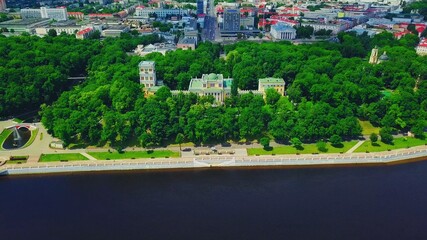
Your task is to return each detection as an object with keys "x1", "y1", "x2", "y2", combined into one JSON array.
[{"x1": 182, "y1": 148, "x2": 192, "y2": 152}]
